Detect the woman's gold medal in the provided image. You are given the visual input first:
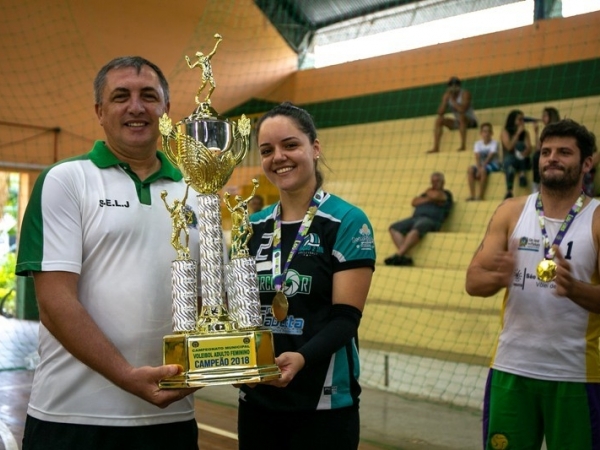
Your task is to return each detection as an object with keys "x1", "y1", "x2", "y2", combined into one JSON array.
[{"x1": 272, "y1": 291, "x2": 289, "y2": 321}]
